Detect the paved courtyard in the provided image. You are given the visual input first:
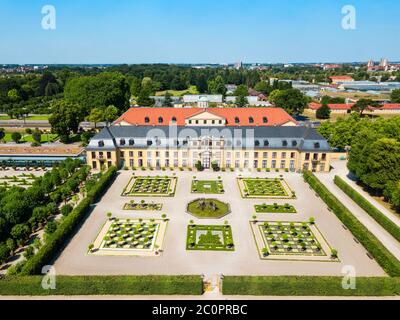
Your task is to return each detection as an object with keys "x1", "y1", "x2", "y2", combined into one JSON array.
[{"x1": 53, "y1": 169, "x2": 385, "y2": 277}]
